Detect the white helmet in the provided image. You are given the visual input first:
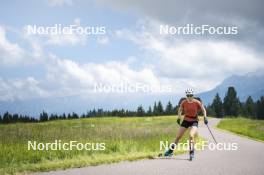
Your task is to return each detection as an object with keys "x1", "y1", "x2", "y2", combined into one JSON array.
[{"x1": 185, "y1": 88, "x2": 194, "y2": 96}]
